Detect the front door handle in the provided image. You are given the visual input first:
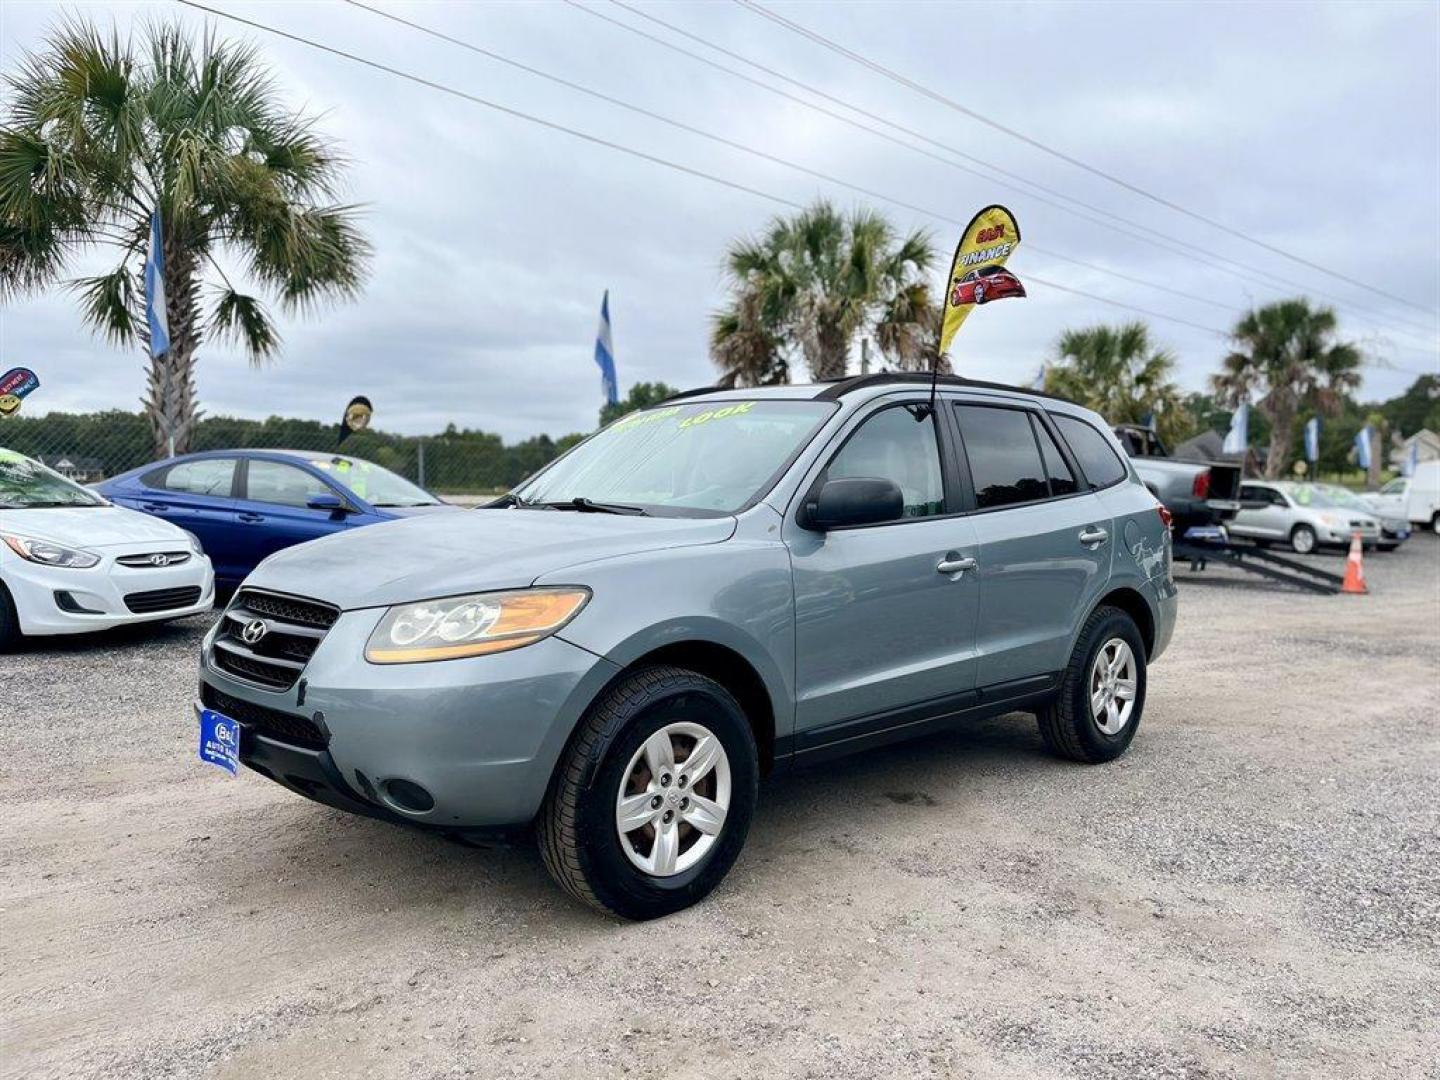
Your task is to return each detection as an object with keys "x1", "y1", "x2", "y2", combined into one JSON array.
[
  {"x1": 1079, "y1": 526, "x2": 1109, "y2": 545},
  {"x1": 936, "y1": 555, "x2": 976, "y2": 575},
  {"x1": 238, "y1": 512, "x2": 265, "y2": 524}
]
